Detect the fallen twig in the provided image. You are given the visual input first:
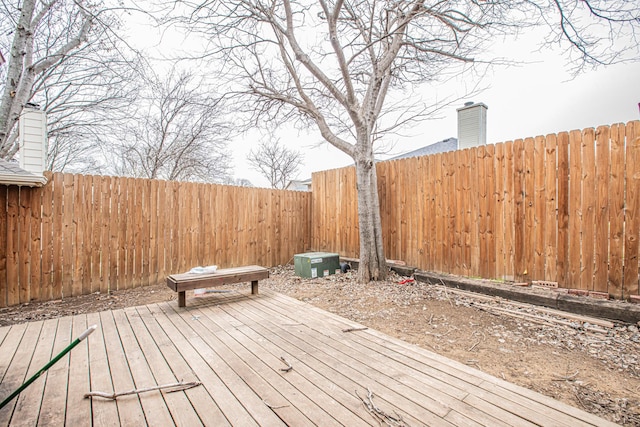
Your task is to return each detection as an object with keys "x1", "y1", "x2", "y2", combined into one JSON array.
[
  {"x1": 279, "y1": 356, "x2": 293, "y2": 372},
  {"x1": 439, "y1": 279, "x2": 453, "y2": 307},
  {"x1": 343, "y1": 327, "x2": 368, "y2": 333},
  {"x1": 355, "y1": 387, "x2": 410, "y2": 427},
  {"x1": 85, "y1": 381, "x2": 201, "y2": 400},
  {"x1": 468, "y1": 341, "x2": 480, "y2": 352},
  {"x1": 552, "y1": 371, "x2": 579, "y2": 382}
]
